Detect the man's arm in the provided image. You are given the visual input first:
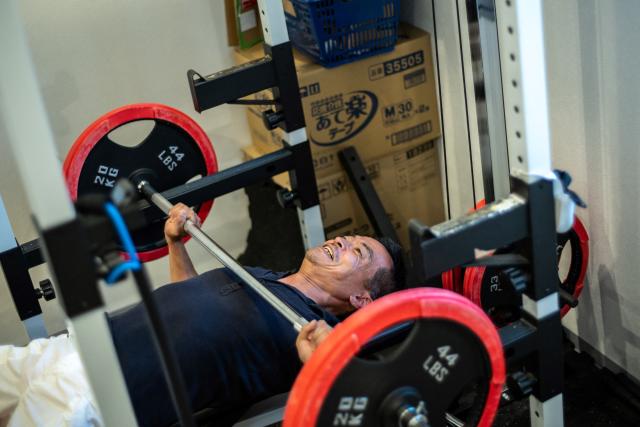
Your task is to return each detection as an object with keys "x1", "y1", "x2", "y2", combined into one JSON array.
[{"x1": 164, "y1": 203, "x2": 201, "y2": 282}]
